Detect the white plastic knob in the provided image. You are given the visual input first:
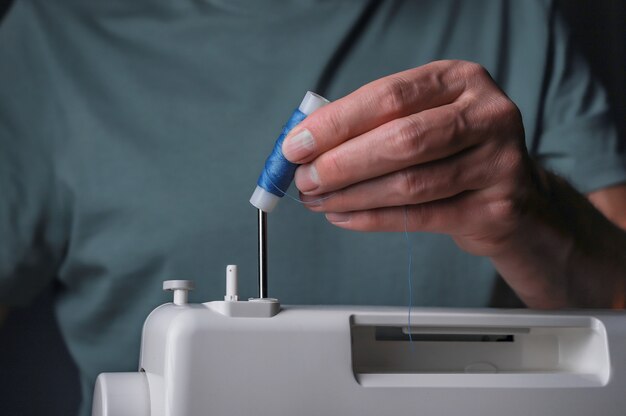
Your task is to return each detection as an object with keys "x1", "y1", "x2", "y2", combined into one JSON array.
[
  {"x1": 91, "y1": 372, "x2": 150, "y2": 416},
  {"x1": 163, "y1": 280, "x2": 195, "y2": 305}
]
